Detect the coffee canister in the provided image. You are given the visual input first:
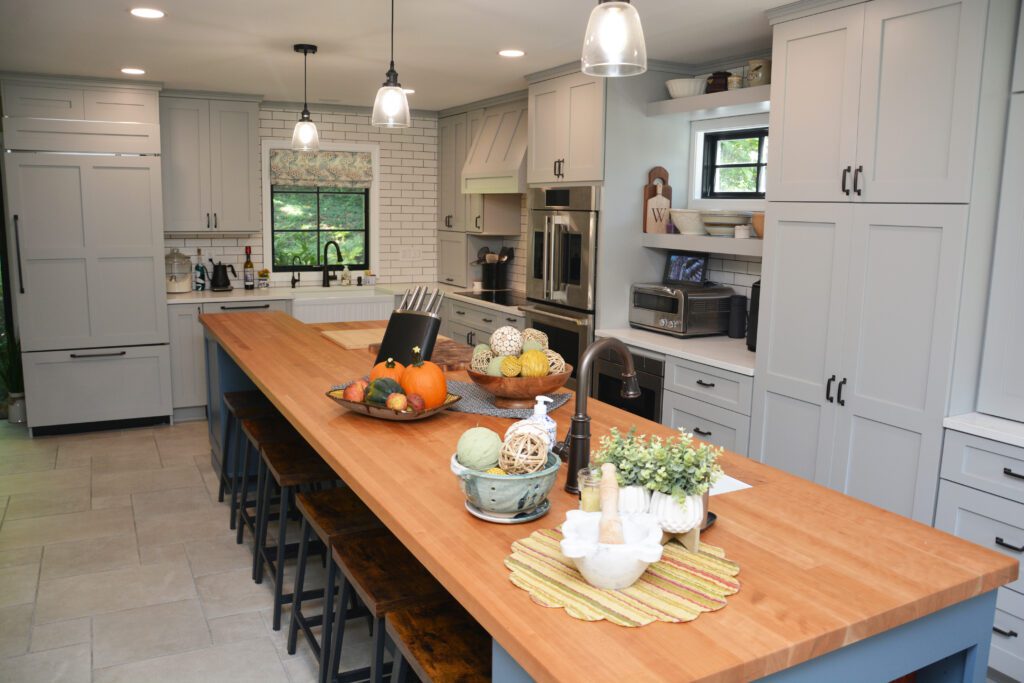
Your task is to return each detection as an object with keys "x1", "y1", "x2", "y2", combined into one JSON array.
[
  {"x1": 728, "y1": 295, "x2": 748, "y2": 339},
  {"x1": 746, "y1": 59, "x2": 772, "y2": 86},
  {"x1": 706, "y1": 71, "x2": 731, "y2": 94}
]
